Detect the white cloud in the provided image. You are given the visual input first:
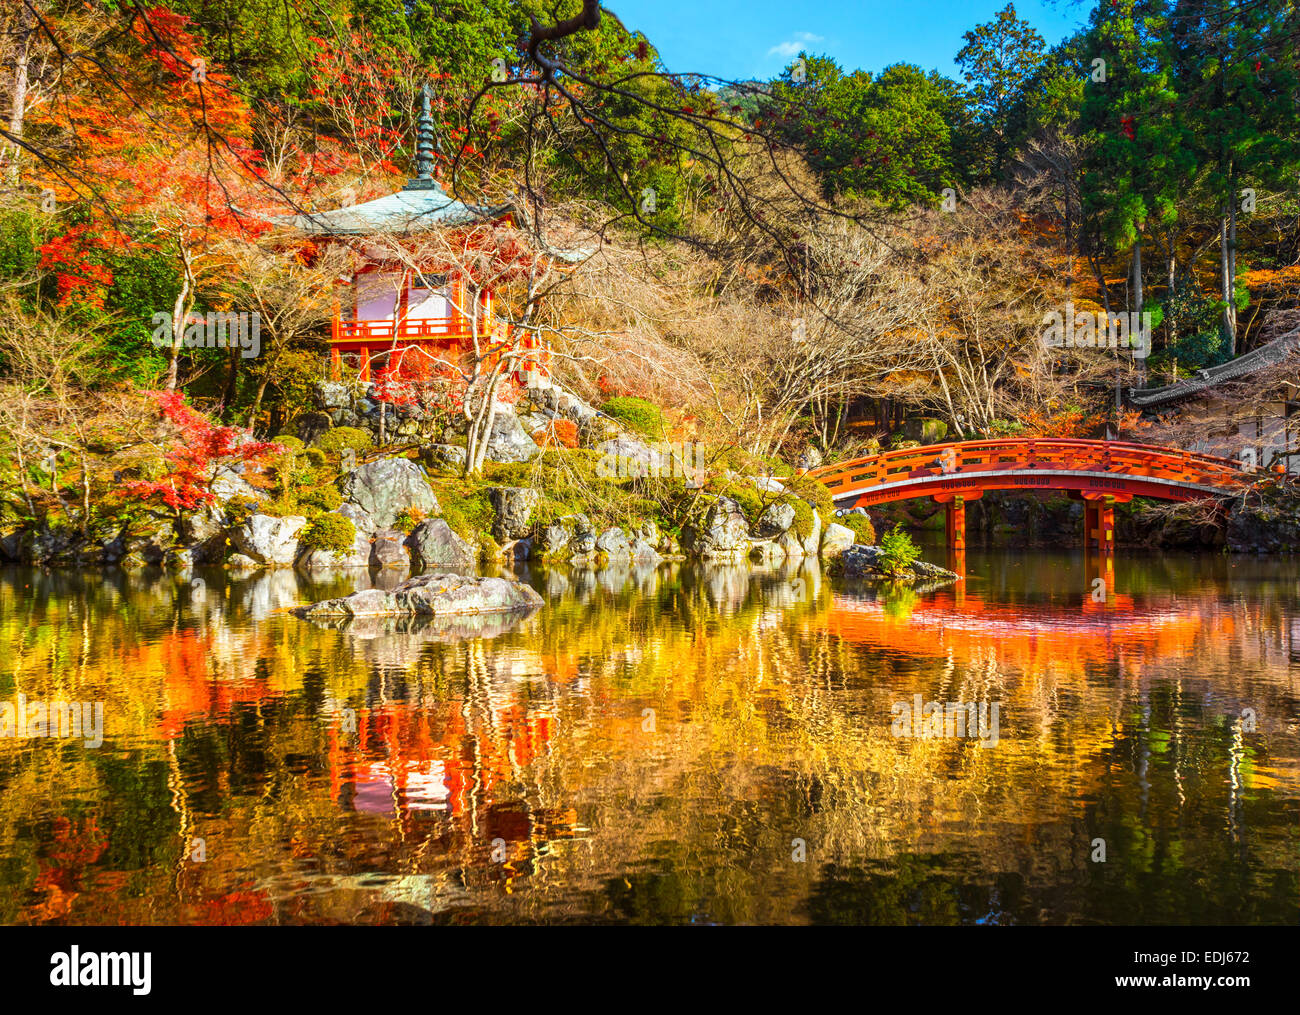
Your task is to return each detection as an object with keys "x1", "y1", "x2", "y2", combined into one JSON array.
[{"x1": 766, "y1": 32, "x2": 824, "y2": 59}]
